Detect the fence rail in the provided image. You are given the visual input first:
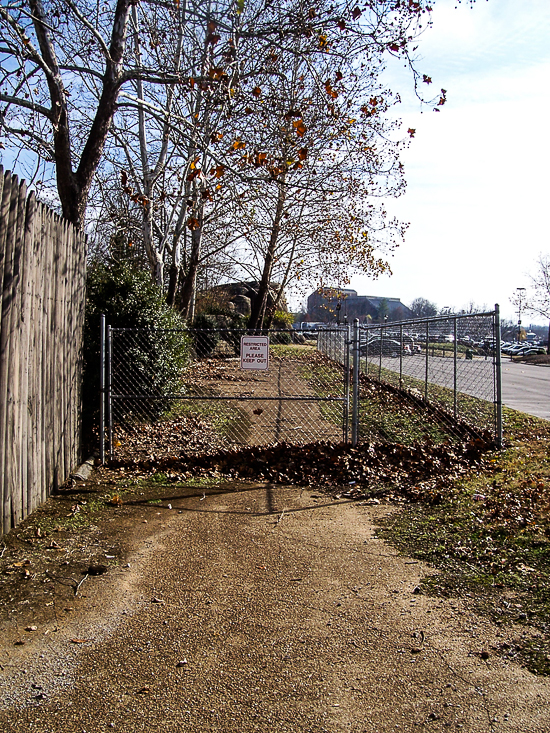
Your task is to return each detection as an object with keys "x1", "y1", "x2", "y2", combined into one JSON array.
[{"x1": 0, "y1": 168, "x2": 86, "y2": 536}]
